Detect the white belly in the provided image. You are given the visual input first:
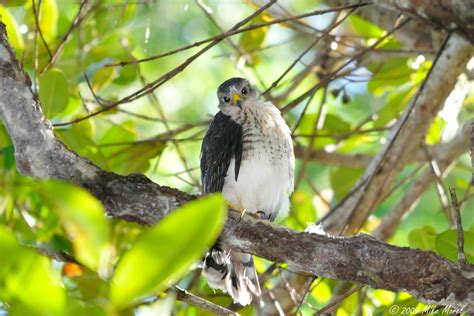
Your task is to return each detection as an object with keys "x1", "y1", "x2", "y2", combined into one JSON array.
[
  {"x1": 222, "y1": 100, "x2": 294, "y2": 221},
  {"x1": 222, "y1": 156, "x2": 291, "y2": 221}
]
